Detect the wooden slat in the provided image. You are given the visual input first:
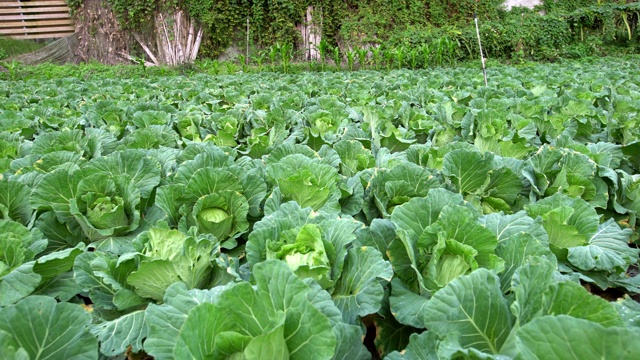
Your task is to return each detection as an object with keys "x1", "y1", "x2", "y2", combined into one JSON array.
[
  {"x1": 0, "y1": 6, "x2": 70, "y2": 14},
  {"x1": 0, "y1": 13, "x2": 71, "y2": 20},
  {"x1": 0, "y1": 19, "x2": 72, "y2": 28},
  {"x1": 0, "y1": 1, "x2": 68, "y2": 7},
  {"x1": 0, "y1": 1, "x2": 74, "y2": 40},
  {"x1": 10, "y1": 32, "x2": 73, "y2": 39},
  {"x1": 0, "y1": 25, "x2": 74, "y2": 34}
]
